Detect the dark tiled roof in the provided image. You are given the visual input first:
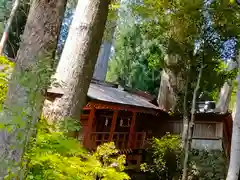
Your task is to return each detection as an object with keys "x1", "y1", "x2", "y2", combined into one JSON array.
[
  {"x1": 88, "y1": 83, "x2": 159, "y2": 110},
  {"x1": 47, "y1": 82, "x2": 160, "y2": 110}
]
